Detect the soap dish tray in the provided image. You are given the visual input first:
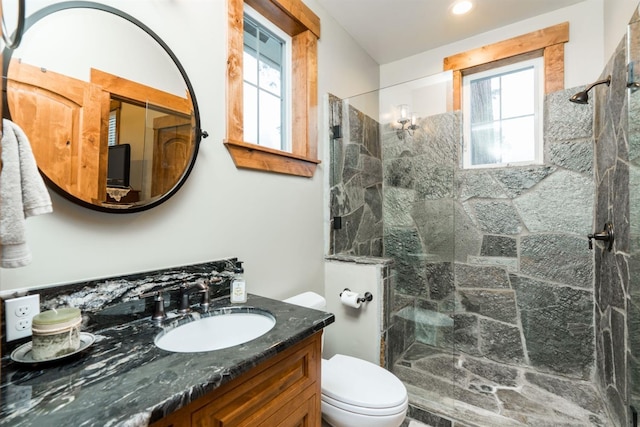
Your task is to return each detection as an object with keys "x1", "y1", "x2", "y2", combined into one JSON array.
[{"x1": 11, "y1": 332, "x2": 95, "y2": 365}]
